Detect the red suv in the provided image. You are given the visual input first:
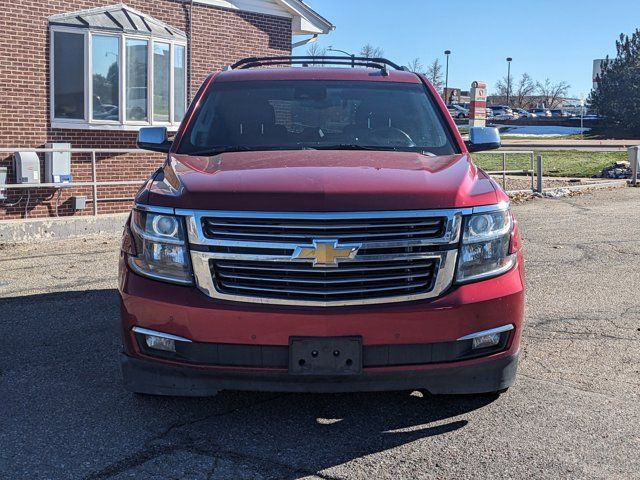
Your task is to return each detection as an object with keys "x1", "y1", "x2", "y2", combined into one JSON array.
[{"x1": 119, "y1": 57, "x2": 524, "y2": 396}]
